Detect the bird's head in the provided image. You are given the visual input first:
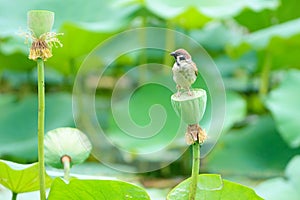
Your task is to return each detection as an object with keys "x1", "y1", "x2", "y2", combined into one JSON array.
[{"x1": 170, "y1": 49, "x2": 191, "y2": 62}]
